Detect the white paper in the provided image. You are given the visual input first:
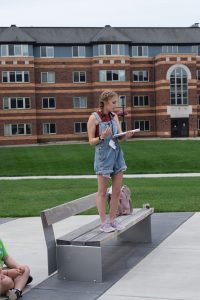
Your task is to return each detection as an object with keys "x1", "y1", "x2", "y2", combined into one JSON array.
[{"x1": 113, "y1": 128, "x2": 140, "y2": 138}]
